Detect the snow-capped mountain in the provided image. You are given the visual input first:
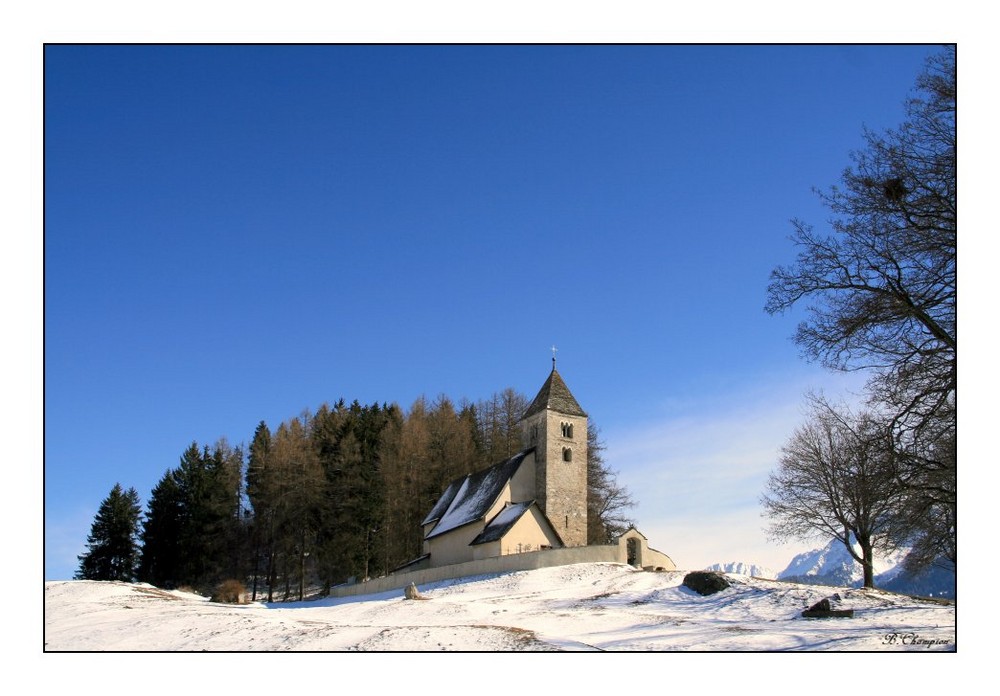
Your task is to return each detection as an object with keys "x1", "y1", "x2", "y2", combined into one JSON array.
[
  {"x1": 777, "y1": 538, "x2": 954, "y2": 598},
  {"x1": 778, "y1": 537, "x2": 903, "y2": 586},
  {"x1": 704, "y1": 561, "x2": 776, "y2": 579}
]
